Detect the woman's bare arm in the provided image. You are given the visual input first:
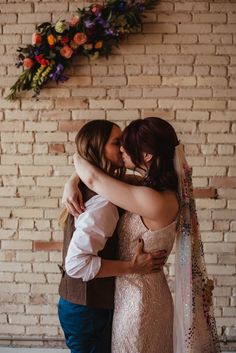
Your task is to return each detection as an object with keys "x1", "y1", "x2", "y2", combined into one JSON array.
[
  {"x1": 62, "y1": 172, "x2": 141, "y2": 216},
  {"x1": 62, "y1": 172, "x2": 84, "y2": 217},
  {"x1": 73, "y1": 153, "x2": 178, "y2": 221}
]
